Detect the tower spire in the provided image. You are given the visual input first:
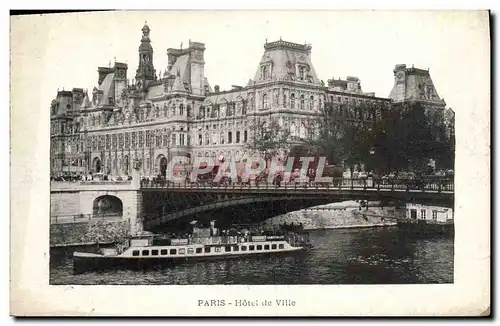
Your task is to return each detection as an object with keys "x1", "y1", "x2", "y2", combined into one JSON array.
[{"x1": 136, "y1": 22, "x2": 155, "y2": 89}]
